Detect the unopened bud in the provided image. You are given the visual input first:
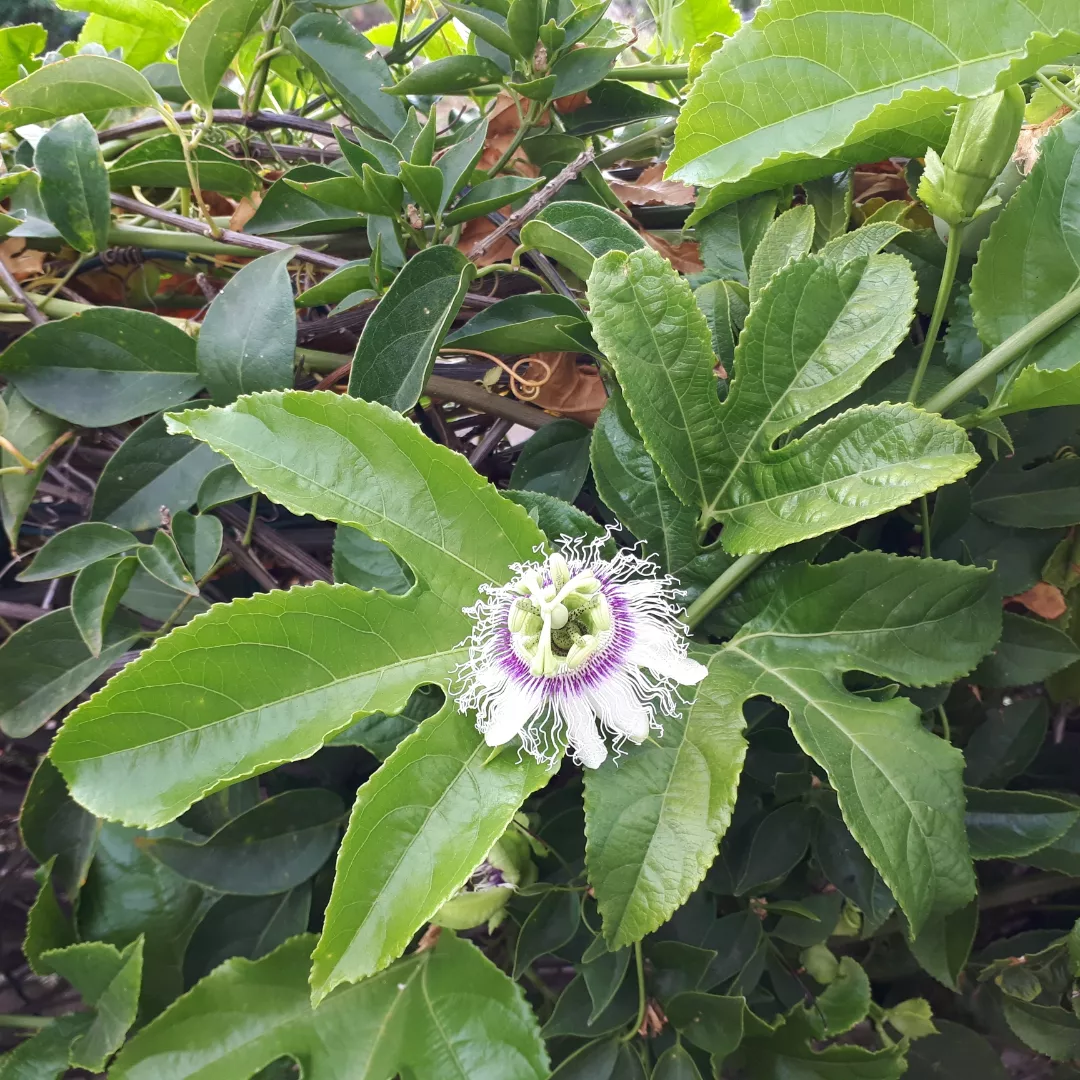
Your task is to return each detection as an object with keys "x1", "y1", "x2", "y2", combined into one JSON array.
[{"x1": 919, "y1": 86, "x2": 1026, "y2": 226}]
